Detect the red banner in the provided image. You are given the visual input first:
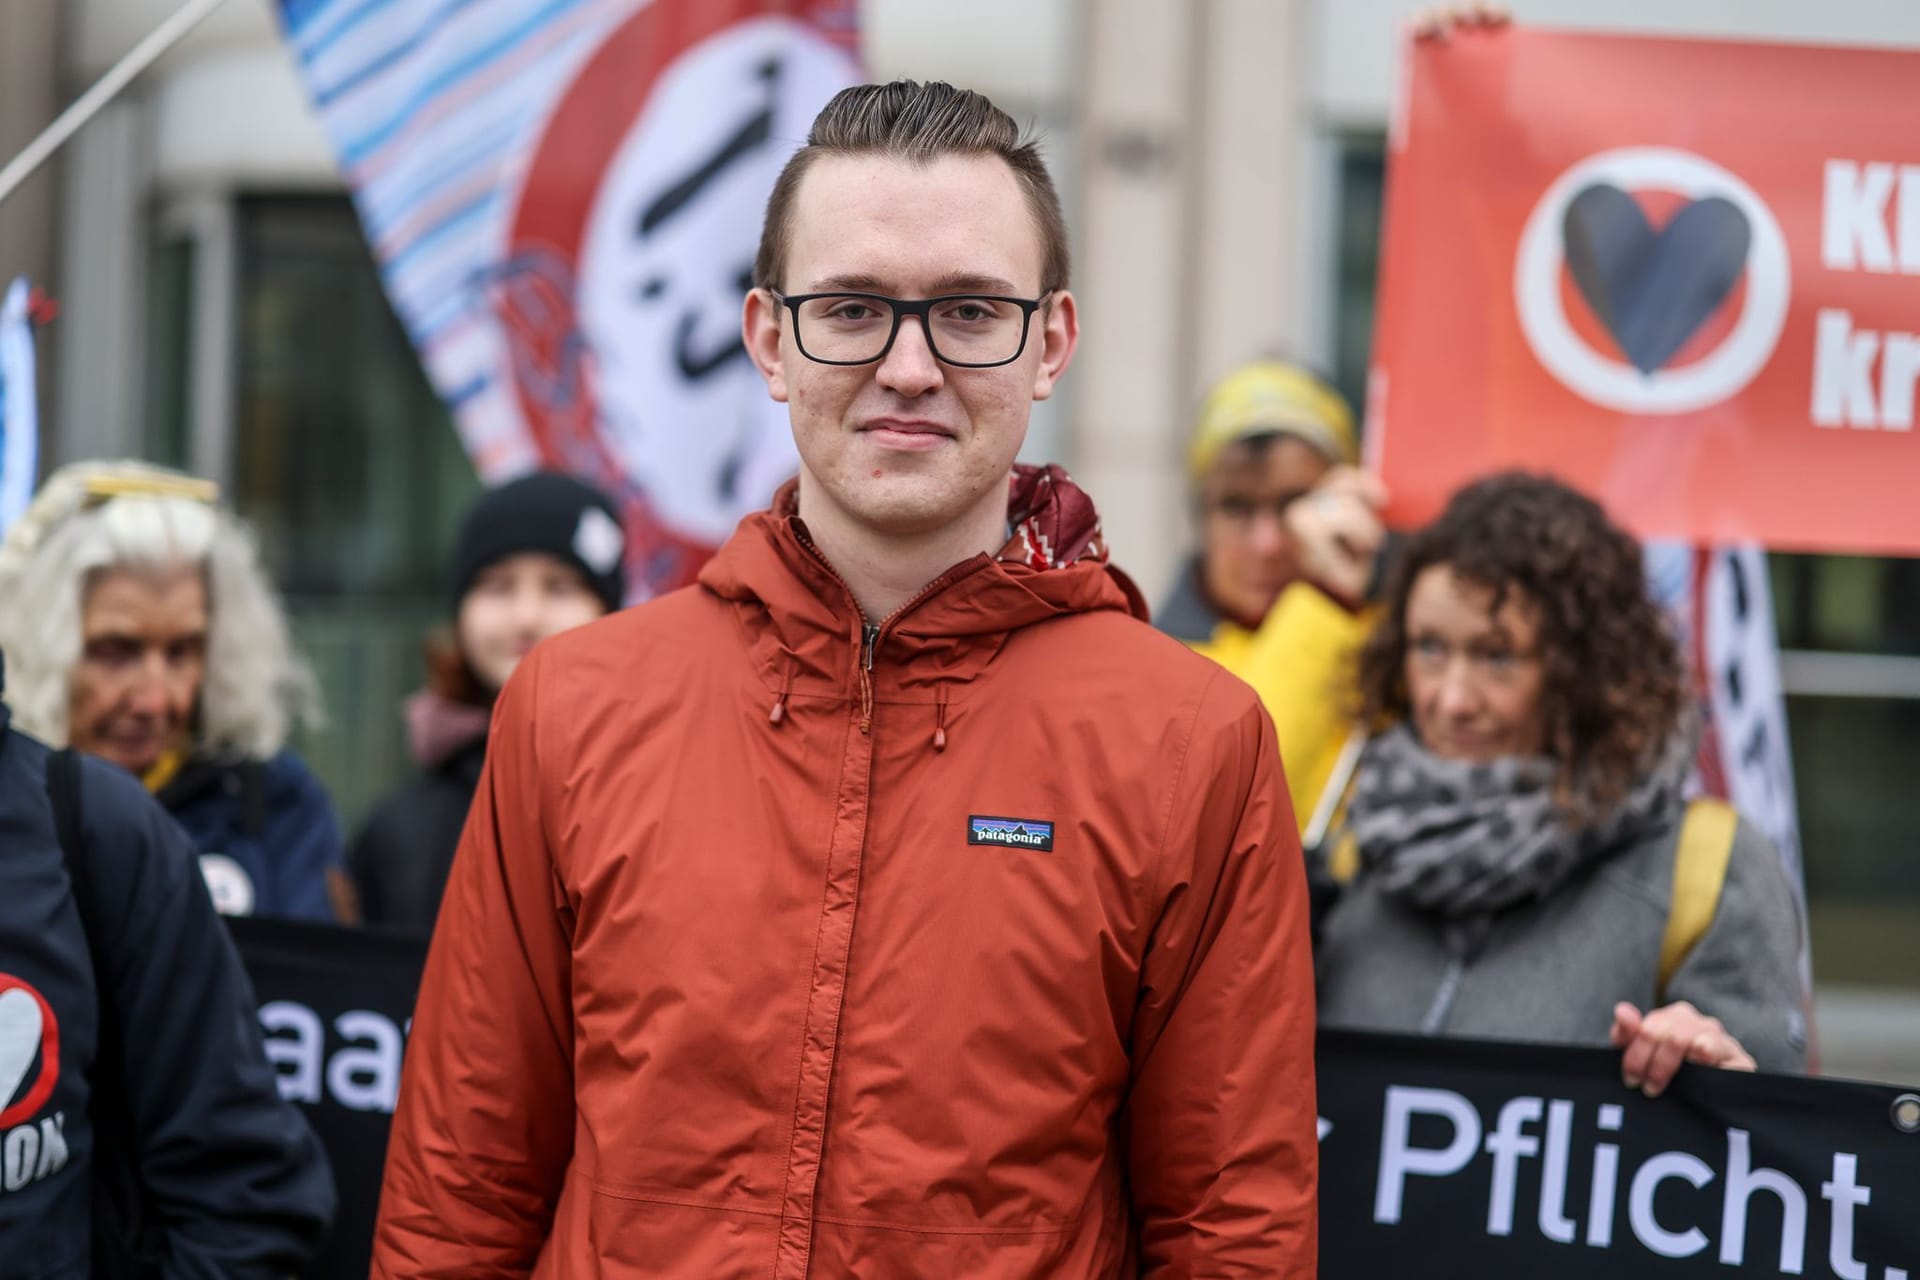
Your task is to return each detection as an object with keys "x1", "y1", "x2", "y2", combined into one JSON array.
[{"x1": 1368, "y1": 28, "x2": 1920, "y2": 554}]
